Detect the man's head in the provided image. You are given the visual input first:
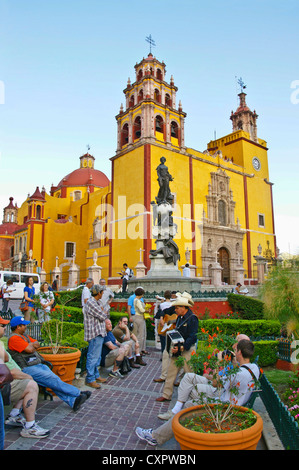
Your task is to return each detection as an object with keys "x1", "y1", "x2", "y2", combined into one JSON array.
[
  {"x1": 90, "y1": 284, "x2": 106, "y2": 300},
  {"x1": 123, "y1": 263, "x2": 128, "y2": 268},
  {"x1": 118, "y1": 316, "x2": 129, "y2": 329},
  {"x1": 172, "y1": 292, "x2": 193, "y2": 316},
  {"x1": 105, "y1": 319, "x2": 113, "y2": 331},
  {"x1": 135, "y1": 287, "x2": 144, "y2": 297},
  {"x1": 6, "y1": 279, "x2": 13, "y2": 286},
  {"x1": 86, "y1": 278, "x2": 94, "y2": 288},
  {"x1": 9, "y1": 316, "x2": 30, "y2": 333},
  {"x1": 0, "y1": 316, "x2": 10, "y2": 338},
  {"x1": 100, "y1": 279, "x2": 106, "y2": 286},
  {"x1": 235, "y1": 339, "x2": 255, "y2": 361}
]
